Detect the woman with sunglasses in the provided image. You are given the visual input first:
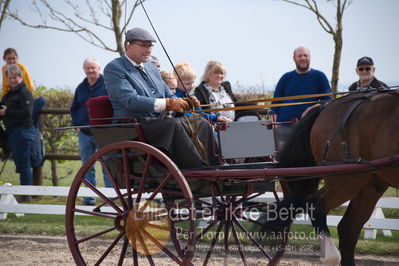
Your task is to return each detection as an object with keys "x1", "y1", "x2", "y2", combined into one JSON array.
[{"x1": 348, "y1": 56, "x2": 388, "y2": 91}]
